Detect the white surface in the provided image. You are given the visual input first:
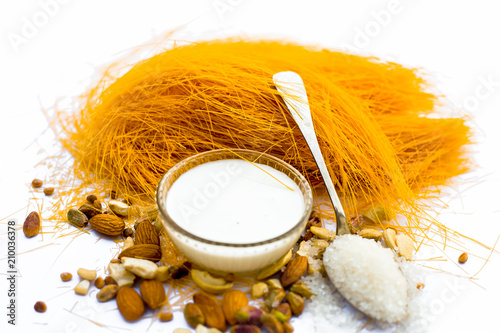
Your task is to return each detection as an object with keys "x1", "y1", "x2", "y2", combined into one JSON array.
[{"x1": 0, "y1": 1, "x2": 499, "y2": 332}]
